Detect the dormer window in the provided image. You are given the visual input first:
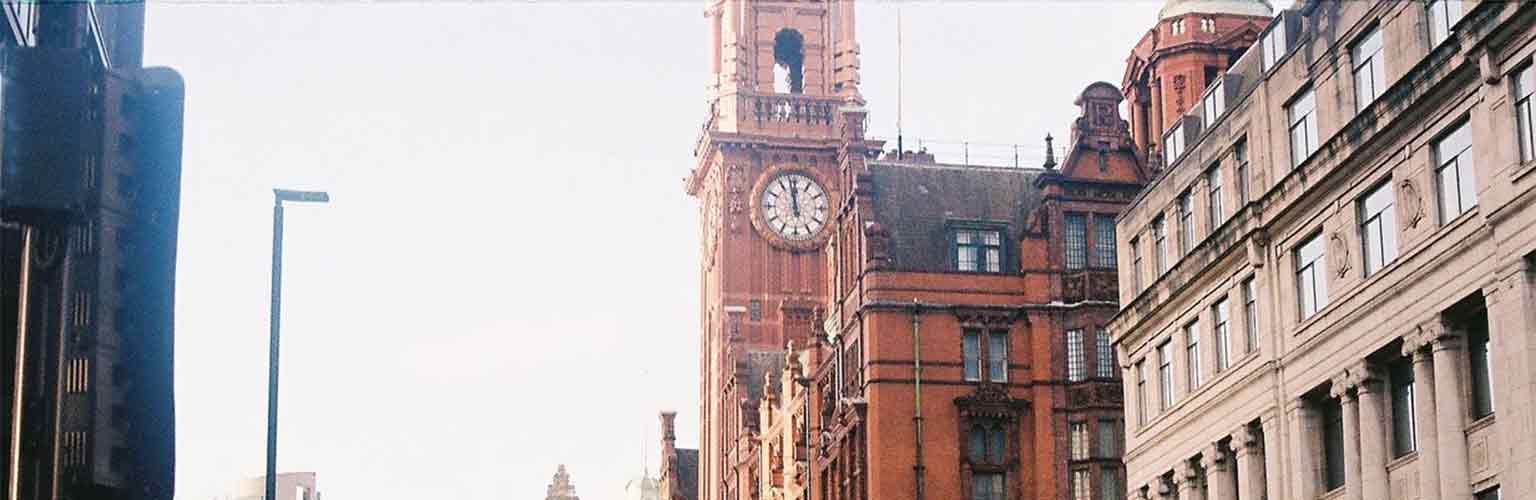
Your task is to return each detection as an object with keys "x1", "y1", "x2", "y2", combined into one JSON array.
[
  {"x1": 1164, "y1": 123, "x2": 1186, "y2": 166},
  {"x1": 1202, "y1": 79, "x2": 1226, "y2": 126},
  {"x1": 955, "y1": 228, "x2": 1003, "y2": 273},
  {"x1": 1261, "y1": 22, "x2": 1289, "y2": 72}
]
